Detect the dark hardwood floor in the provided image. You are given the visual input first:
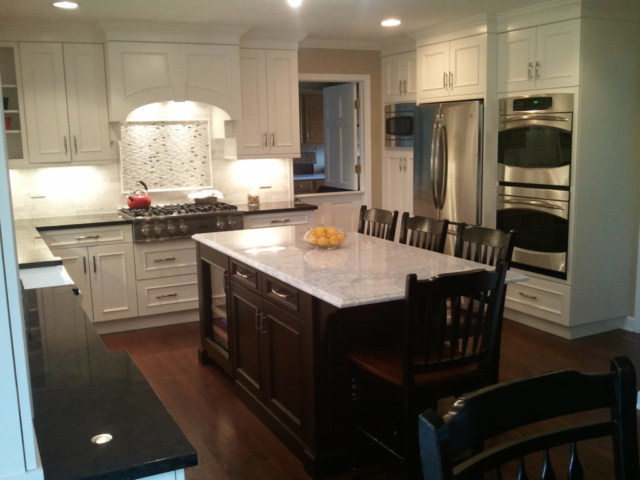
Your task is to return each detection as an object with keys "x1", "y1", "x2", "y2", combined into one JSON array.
[{"x1": 102, "y1": 320, "x2": 640, "y2": 480}]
